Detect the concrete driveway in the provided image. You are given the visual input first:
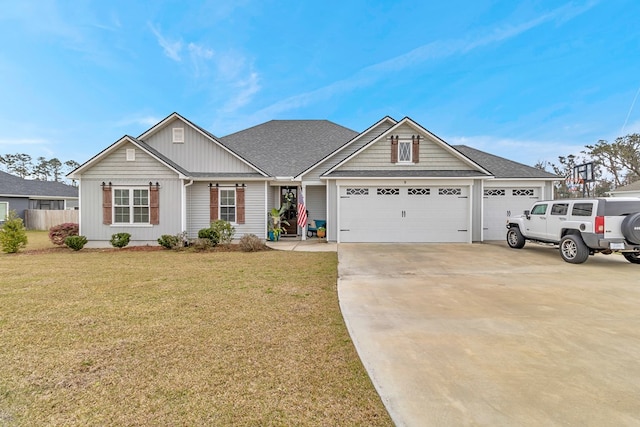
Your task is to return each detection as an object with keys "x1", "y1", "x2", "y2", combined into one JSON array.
[{"x1": 338, "y1": 242, "x2": 640, "y2": 427}]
